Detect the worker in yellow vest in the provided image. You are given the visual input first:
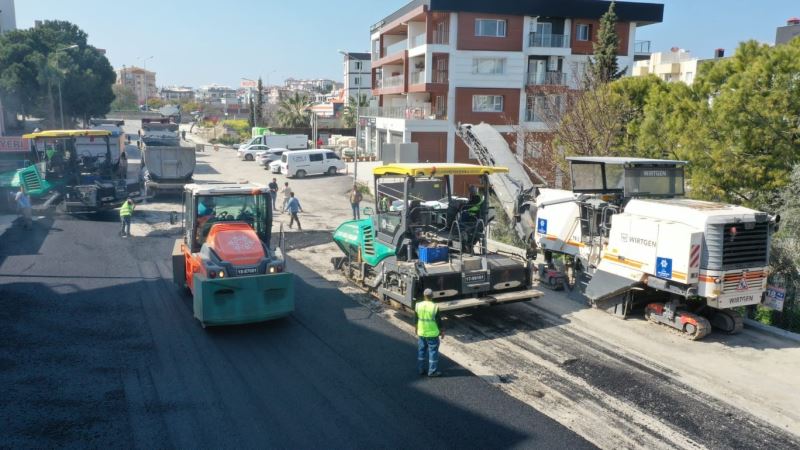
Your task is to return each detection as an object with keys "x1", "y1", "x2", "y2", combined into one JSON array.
[
  {"x1": 119, "y1": 196, "x2": 136, "y2": 237},
  {"x1": 415, "y1": 288, "x2": 443, "y2": 377}
]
